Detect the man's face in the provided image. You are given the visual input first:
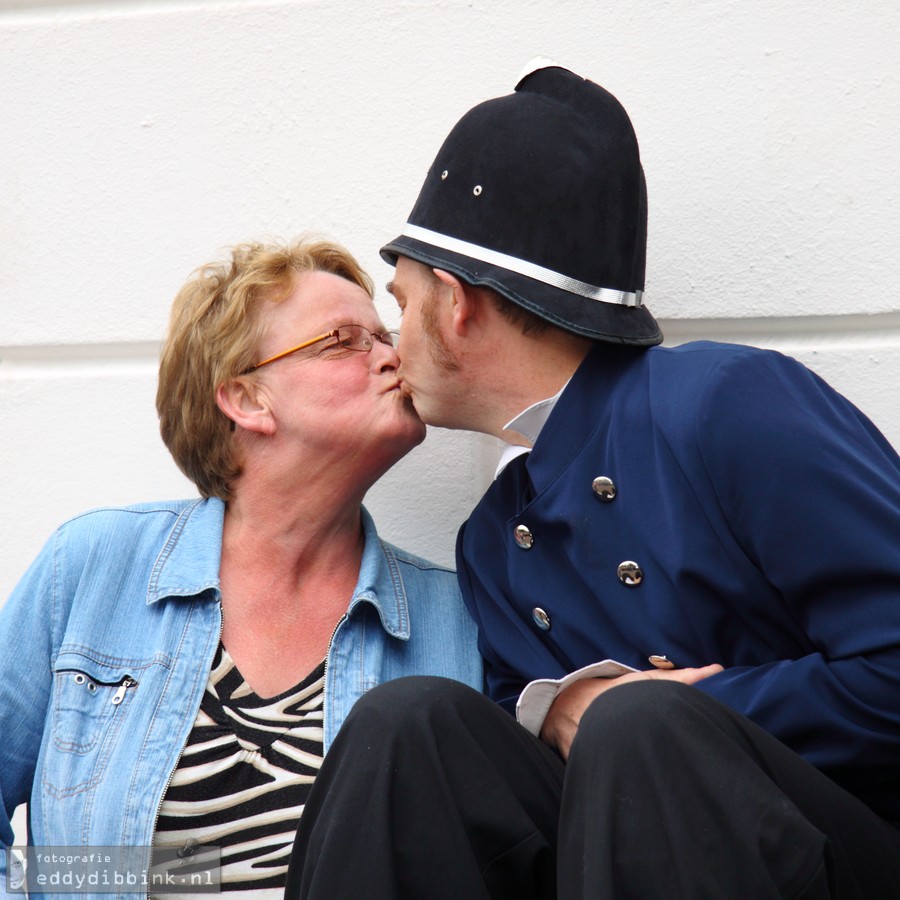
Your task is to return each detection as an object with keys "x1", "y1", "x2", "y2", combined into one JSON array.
[{"x1": 388, "y1": 256, "x2": 463, "y2": 428}]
